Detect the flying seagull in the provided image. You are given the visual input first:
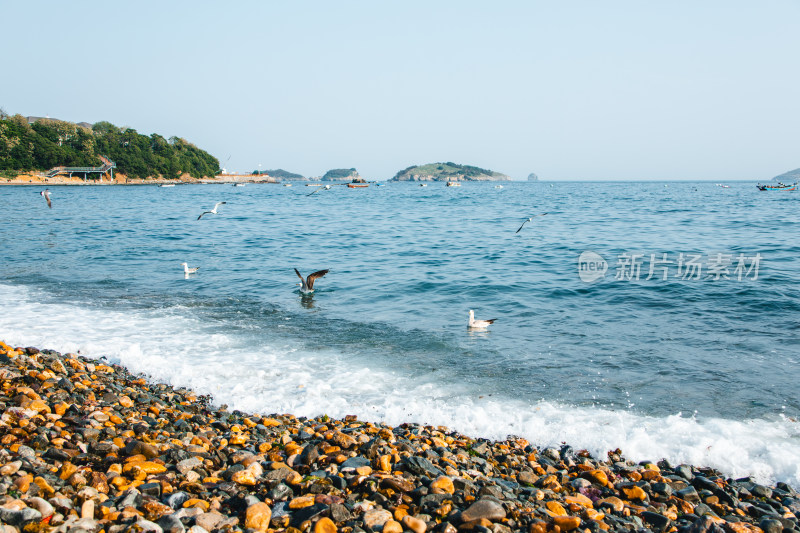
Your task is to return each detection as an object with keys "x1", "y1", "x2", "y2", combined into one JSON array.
[
  {"x1": 40, "y1": 189, "x2": 52, "y2": 209},
  {"x1": 197, "y1": 201, "x2": 226, "y2": 220},
  {"x1": 515, "y1": 213, "x2": 548, "y2": 233},
  {"x1": 294, "y1": 268, "x2": 329, "y2": 294},
  {"x1": 181, "y1": 262, "x2": 199, "y2": 275},
  {"x1": 468, "y1": 310, "x2": 497, "y2": 329},
  {"x1": 306, "y1": 184, "x2": 332, "y2": 196}
]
